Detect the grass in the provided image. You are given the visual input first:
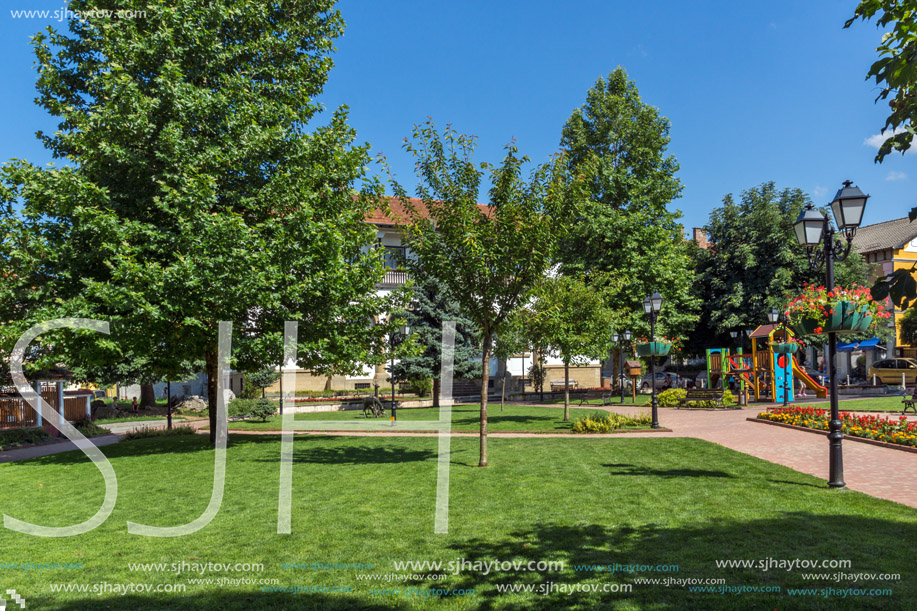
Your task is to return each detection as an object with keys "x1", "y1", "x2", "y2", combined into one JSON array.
[
  {"x1": 0, "y1": 435, "x2": 915, "y2": 609},
  {"x1": 222, "y1": 403, "x2": 627, "y2": 432},
  {"x1": 781, "y1": 396, "x2": 911, "y2": 413},
  {"x1": 94, "y1": 415, "x2": 187, "y2": 425},
  {"x1": 543, "y1": 394, "x2": 653, "y2": 406}
]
